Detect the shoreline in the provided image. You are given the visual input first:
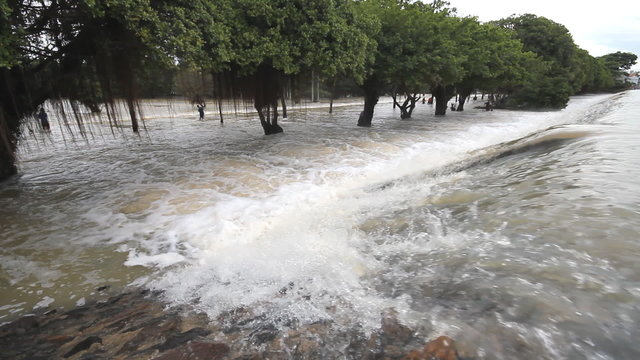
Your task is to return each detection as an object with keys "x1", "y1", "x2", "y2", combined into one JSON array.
[{"x1": 0, "y1": 287, "x2": 467, "y2": 359}]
